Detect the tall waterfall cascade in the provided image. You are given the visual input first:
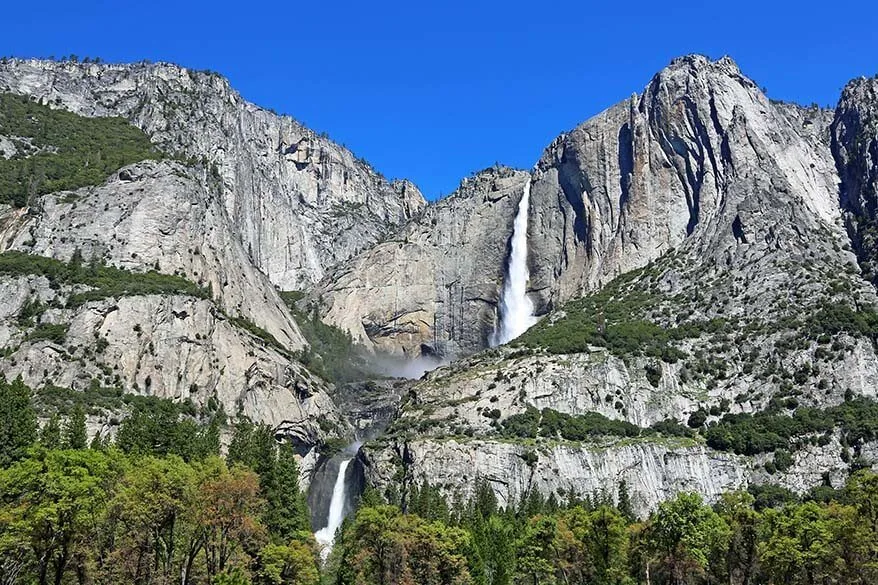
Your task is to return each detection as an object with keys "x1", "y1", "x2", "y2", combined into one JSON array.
[
  {"x1": 314, "y1": 457, "x2": 353, "y2": 560},
  {"x1": 491, "y1": 179, "x2": 537, "y2": 346}
]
